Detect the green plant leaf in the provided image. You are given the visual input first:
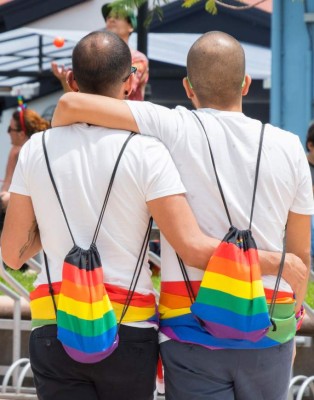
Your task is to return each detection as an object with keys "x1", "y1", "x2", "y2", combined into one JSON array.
[
  {"x1": 182, "y1": 0, "x2": 201, "y2": 9},
  {"x1": 205, "y1": 0, "x2": 218, "y2": 15}
]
